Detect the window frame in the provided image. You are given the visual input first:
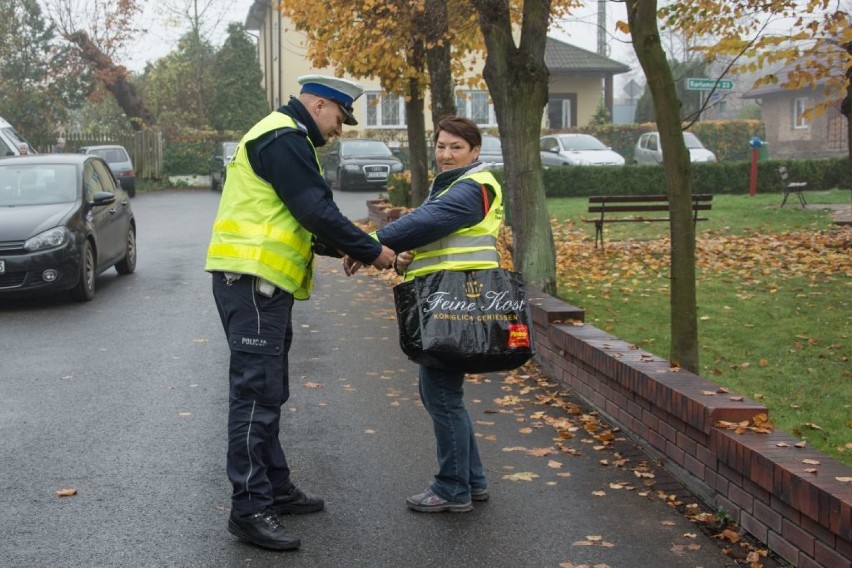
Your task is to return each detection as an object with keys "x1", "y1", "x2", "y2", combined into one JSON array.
[
  {"x1": 364, "y1": 92, "x2": 407, "y2": 129},
  {"x1": 793, "y1": 97, "x2": 810, "y2": 129},
  {"x1": 455, "y1": 90, "x2": 497, "y2": 127}
]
